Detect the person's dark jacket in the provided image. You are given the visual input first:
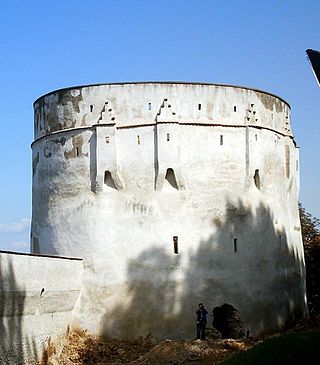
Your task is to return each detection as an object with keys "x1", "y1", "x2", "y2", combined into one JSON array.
[{"x1": 196, "y1": 308, "x2": 208, "y2": 323}]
